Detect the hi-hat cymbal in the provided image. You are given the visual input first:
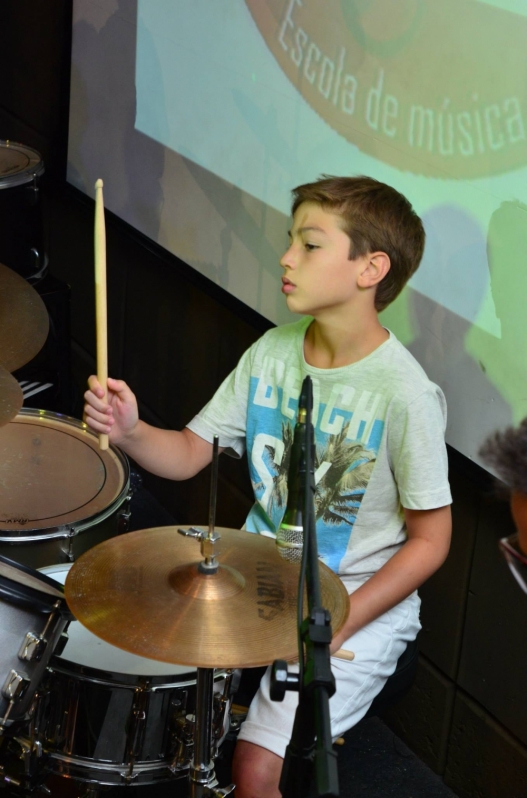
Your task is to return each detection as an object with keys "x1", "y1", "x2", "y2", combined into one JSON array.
[
  {"x1": 0, "y1": 365, "x2": 23, "y2": 427},
  {"x1": 65, "y1": 526, "x2": 350, "y2": 669},
  {"x1": 0, "y1": 262, "x2": 49, "y2": 372}
]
